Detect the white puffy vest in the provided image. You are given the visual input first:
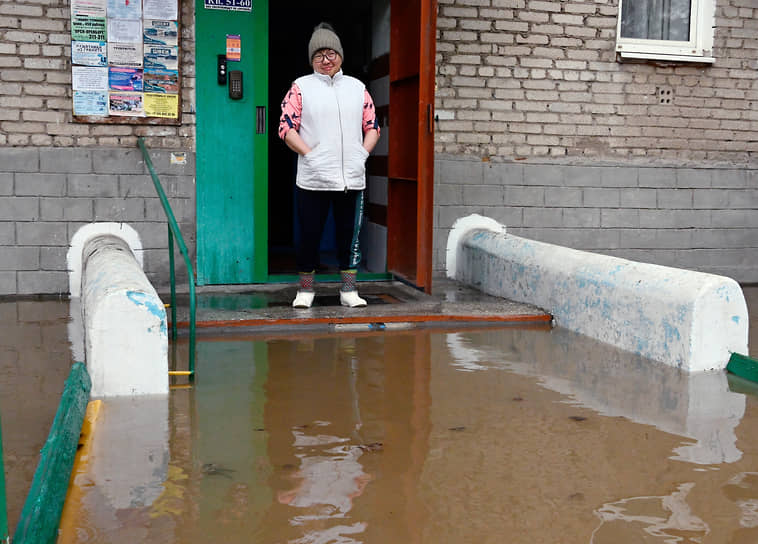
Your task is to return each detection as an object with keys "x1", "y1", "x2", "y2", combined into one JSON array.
[{"x1": 295, "y1": 71, "x2": 369, "y2": 191}]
